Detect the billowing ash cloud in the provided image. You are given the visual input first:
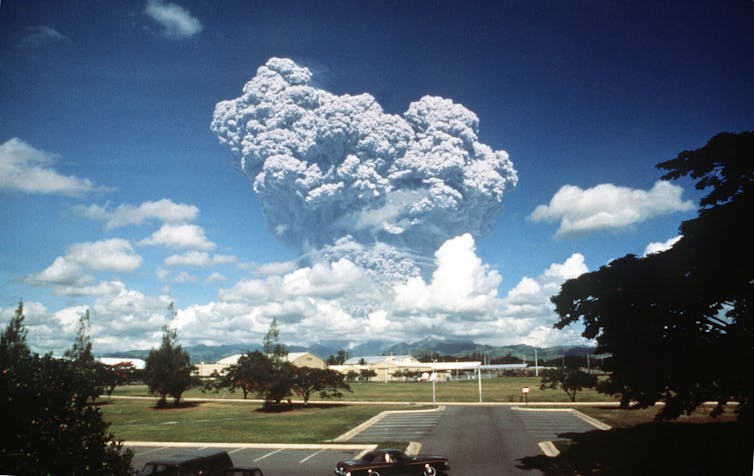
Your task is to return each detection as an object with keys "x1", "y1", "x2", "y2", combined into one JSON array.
[{"x1": 212, "y1": 58, "x2": 517, "y2": 276}]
